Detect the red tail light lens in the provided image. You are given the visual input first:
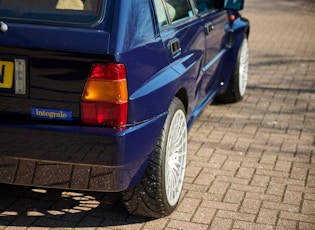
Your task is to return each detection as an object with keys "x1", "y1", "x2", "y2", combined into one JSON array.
[
  {"x1": 81, "y1": 63, "x2": 128, "y2": 127},
  {"x1": 89, "y1": 63, "x2": 126, "y2": 80}
]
